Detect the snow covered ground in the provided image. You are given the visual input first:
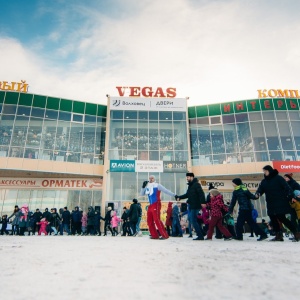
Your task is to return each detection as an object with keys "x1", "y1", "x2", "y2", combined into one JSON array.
[{"x1": 0, "y1": 233, "x2": 299, "y2": 300}]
